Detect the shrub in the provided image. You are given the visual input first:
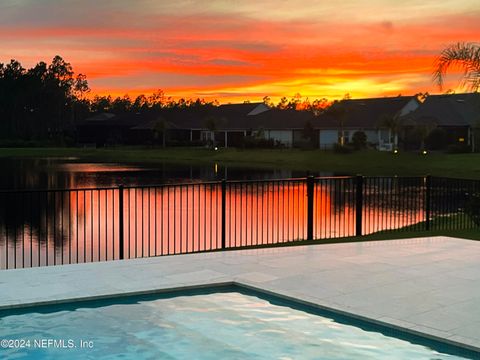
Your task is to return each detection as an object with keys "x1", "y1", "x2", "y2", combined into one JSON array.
[
  {"x1": 0, "y1": 139, "x2": 58, "y2": 147},
  {"x1": 425, "y1": 128, "x2": 448, "y2": 150},
  {"x1": 333, "y1": 143, "x2": 353, "y2": 154},
  {"x1": 351, "y1": 131, "x2": 367, "y2": 150},
  {"x1": 446, "y1": 144, "x2": 471, "y2": 153},
  {"x1": 465, "y1": 193, "x2": 480, "y2": 226},
  {"x1": 241, "y1": 137, "x2": 276, "y2": 149}
]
